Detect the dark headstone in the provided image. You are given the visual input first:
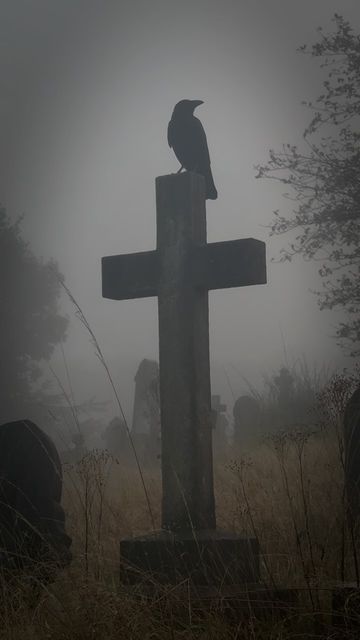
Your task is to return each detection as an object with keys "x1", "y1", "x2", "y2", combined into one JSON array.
[
  {"x1": 233, "y1": 395, "x2": 260, "y2": 446},
  {"x1": 0, "y1": 419, "x2": 72, "y2": 579}
]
